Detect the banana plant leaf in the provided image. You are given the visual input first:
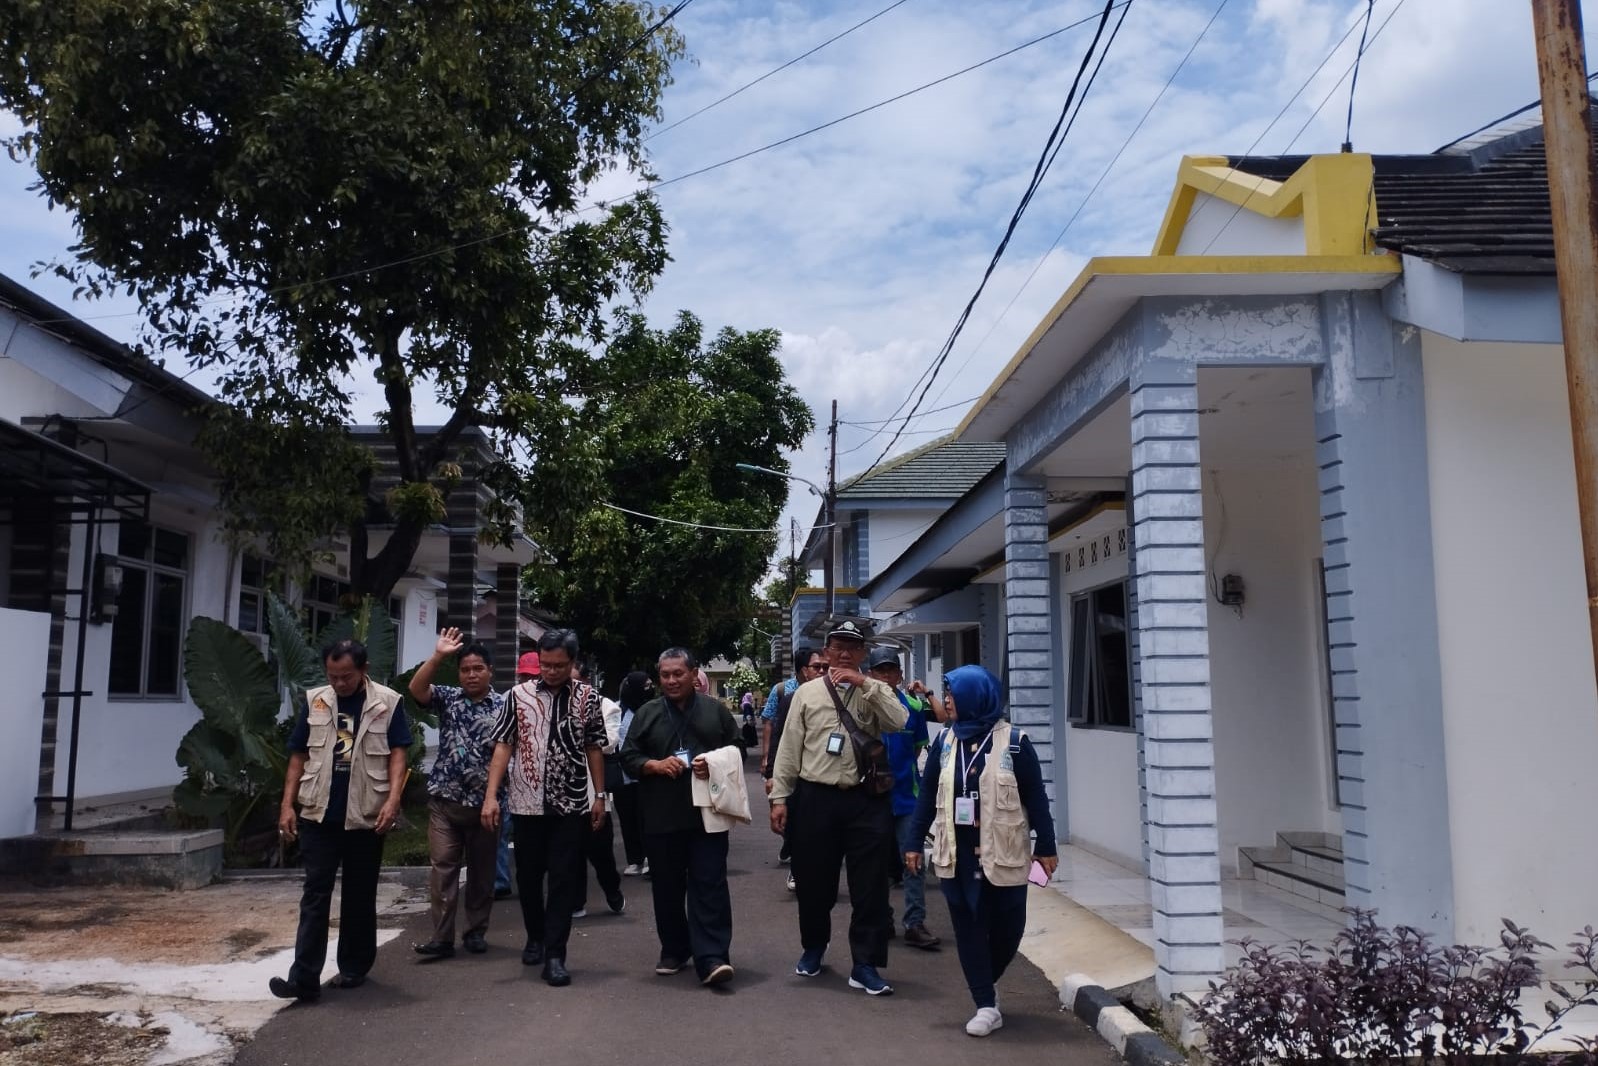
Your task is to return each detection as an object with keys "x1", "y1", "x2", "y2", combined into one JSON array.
[
  {"x1": 315, "y1": 596, "x2": 398, "y2": 682},
  {"x1": 184, "y1": 617, "x2": 281, "y2": 731},
  {"x1": 268, "y1": 591, "x2": 323, "y2": 700}
]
